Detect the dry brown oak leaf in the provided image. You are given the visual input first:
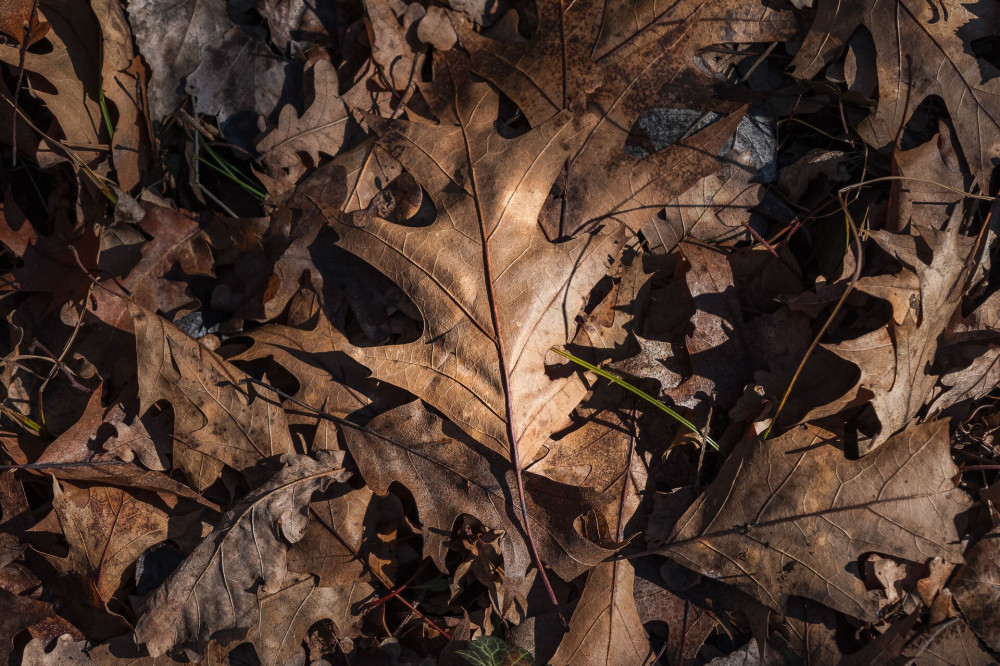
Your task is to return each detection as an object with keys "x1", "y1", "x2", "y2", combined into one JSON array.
[
  {"x1": 650, "y1": 420, "x2": 970, "y2": 622},
  {"x1": 134, "y1": 452, "x2": 352, "y2": 661},
  {"x1": 317, "y1": 52, "x2": 624, "y2": 465},
  {"x1": 824, "y1": 224, "x2": 975, "y2": 453},
  {"x1": 951, "y1": 529, "x2": 1000, "y2": 652},
  {"x1": 0, "y1": 0, "x2": 103, "y2": 167},
  {"x1": 454, "y1": 0, "x2": 795, "y2": 236},
  {"x1": 91, "y1": 0, "x2": 148, "y2": 191},
  {"x1": 92, "y1": 203, "x2": 215, "y2": 331},
  {"x1": 256, "y1": 58, "x2": 350, "y2": 188},
  {"x1": 343, "y1": 401, "x2": 616, "y2": 610},
  {"x1": 791, "y1": 0, "x2": 1000, "y2": 189},
  {"x1": 32, "y1": 480, "x2": 201, "y2": 607},
  {"x1": 550, "y1": 560, "x2": 653, "y2": 666},
  {"x1": 129, "y1": 303, "x2": 293, "y2": 491},
  {"x1": 127, "y1": 0, "x2": 232, "y2": 120}
]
